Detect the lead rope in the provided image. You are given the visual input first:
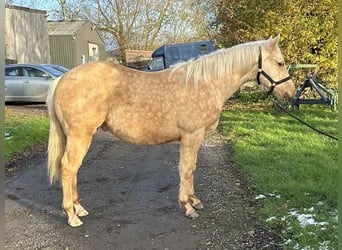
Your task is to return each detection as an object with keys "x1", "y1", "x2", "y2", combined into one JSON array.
[{"x1": 272, "y1": 99, "x2": 338, "y2": 141}]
